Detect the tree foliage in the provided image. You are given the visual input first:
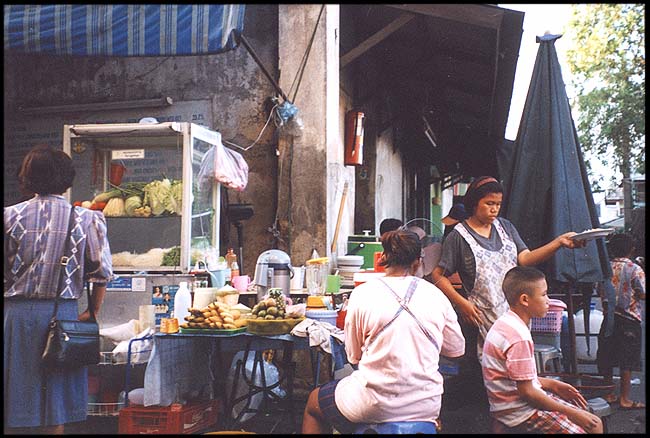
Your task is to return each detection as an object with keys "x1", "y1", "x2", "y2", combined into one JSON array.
[{"x1": 565, "y1": 4, "x2": 645, "y2": 190}]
